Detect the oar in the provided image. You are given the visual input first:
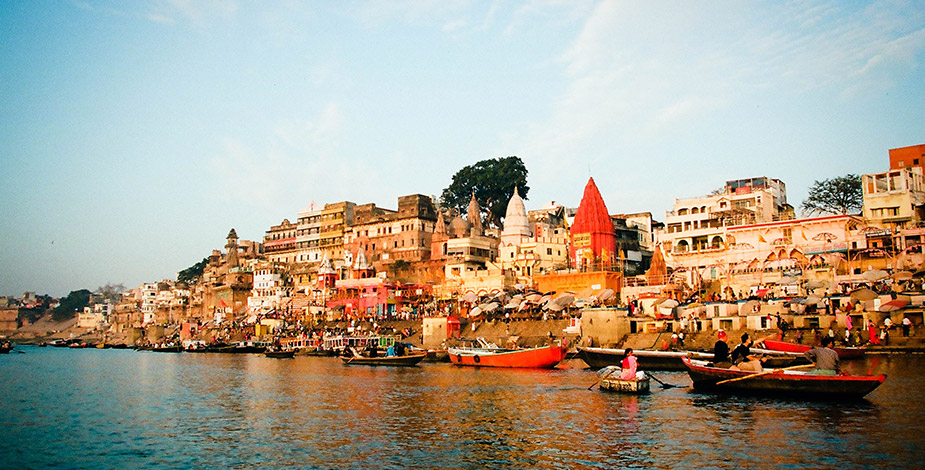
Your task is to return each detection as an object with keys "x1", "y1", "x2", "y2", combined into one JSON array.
[
  {"x1": 644, "y1": 371, "x2": 686, "y2": 389},
  {"x1": 588, "y1": 367, "x2": 618, "y2": 390},
  {"x1": 715, "y1": 364, "x2": 815, "y2": 386}
]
